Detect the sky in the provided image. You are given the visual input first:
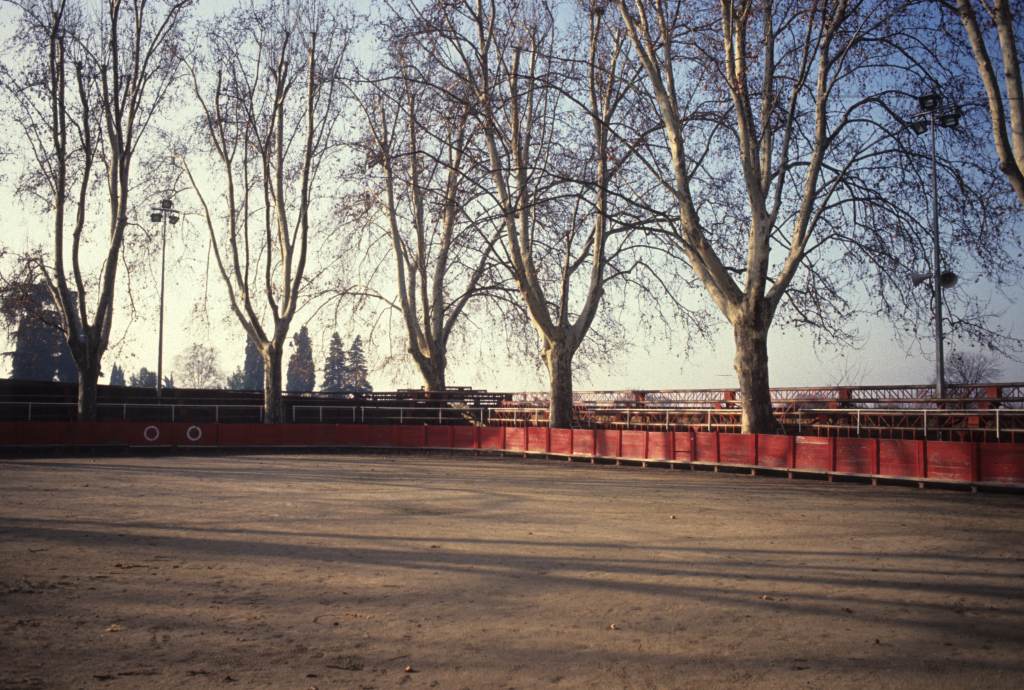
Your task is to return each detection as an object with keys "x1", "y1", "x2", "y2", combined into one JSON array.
[{"x1": 1, "y1": 0, "x2": 1023, "y2": 393}]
